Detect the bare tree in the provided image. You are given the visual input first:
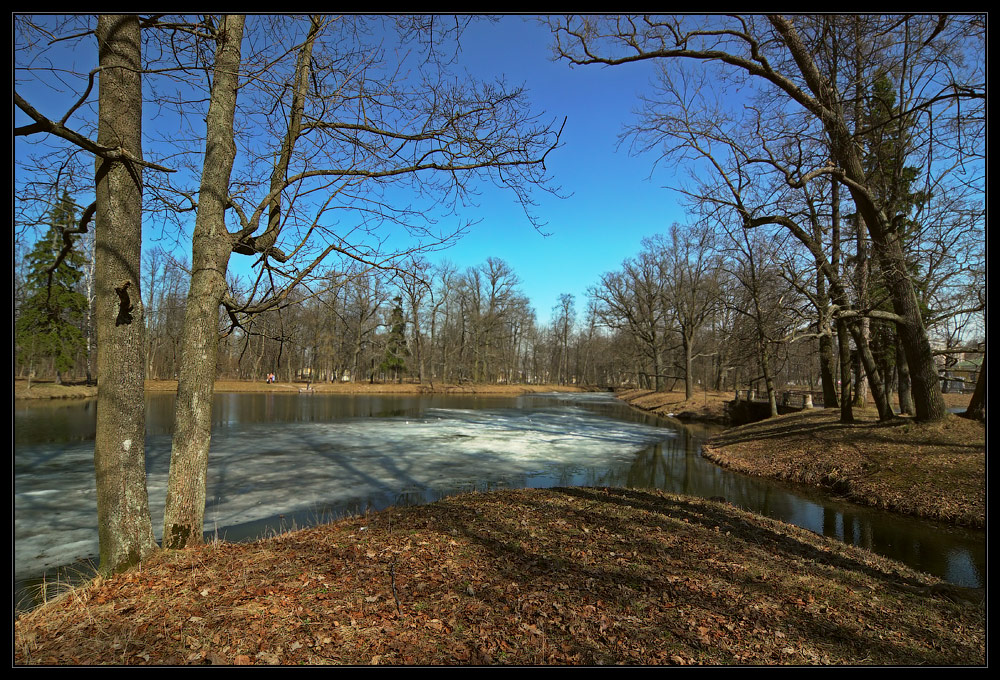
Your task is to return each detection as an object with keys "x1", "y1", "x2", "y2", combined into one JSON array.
[
  {"x1": 590, "y1": 249, "x2": 669, "y2": 390},
  {"x1": 550, "y1": 14, "x2": 983, "y2": 422},
  {"x1": 552, "y1": 293, "x2": 575, "y2": 384},
  {"x1": 650, "y1": 224, "x2": 721, "y2": 399},
  {"x1": 395, "y1": 256, "x2": 433, "y2": 384},
  {"x1": 151, "y1": 15, "x2": 563, "y2": 547}
]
